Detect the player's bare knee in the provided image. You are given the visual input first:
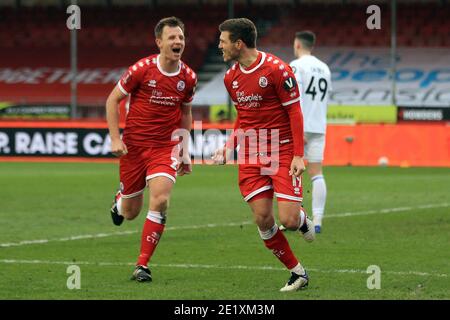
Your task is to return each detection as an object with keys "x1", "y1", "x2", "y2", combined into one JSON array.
[
  {"x1": 122, "y1": 208, "x2": 140, "y2": 220},
  {"x1": 279, "y1": 215, "x2": 300, "y2": 230},
  {"x1": 254, "y1": 213, "x2": 274, "y2": 230}
]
